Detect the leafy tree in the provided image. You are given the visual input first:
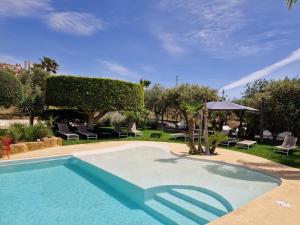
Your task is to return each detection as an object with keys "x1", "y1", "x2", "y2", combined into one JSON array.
[
  {"x1": 286, "y1": 0, "x2": 298, "y2": 9},
  {"x1": 46, "y1": 76, "x2": 144, "y2": 129},
  {"x1": 144, "y1": 84, "x2": 171, "y2": 127},
  {"x1": 18, "y1": 67, "x2": 50, "y2": 125},
  {"x1": 0, "y1": 70, "x2": 23, "y2": 107},
  {"x1": 168, "y1": 84, "x2": 218, "y2": 130},
  {"x1": 125, "y1": 108, "x2": 150, "y2": 129},
  {"x1": 242, "y1": 79, "x2": 269, "y2": 98},
  {"x1": 241, "y1": 78, "x2": 300, "y2": 139},
  {"x1": 36, "y1": 57, "x2": 59, "y2": 74},
  {"x1": 139, "y1": 79, "x2": 151, "y2": 88},
  {"x1": 180, "y1": 102, "x2": 203, "y2": 154}
]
